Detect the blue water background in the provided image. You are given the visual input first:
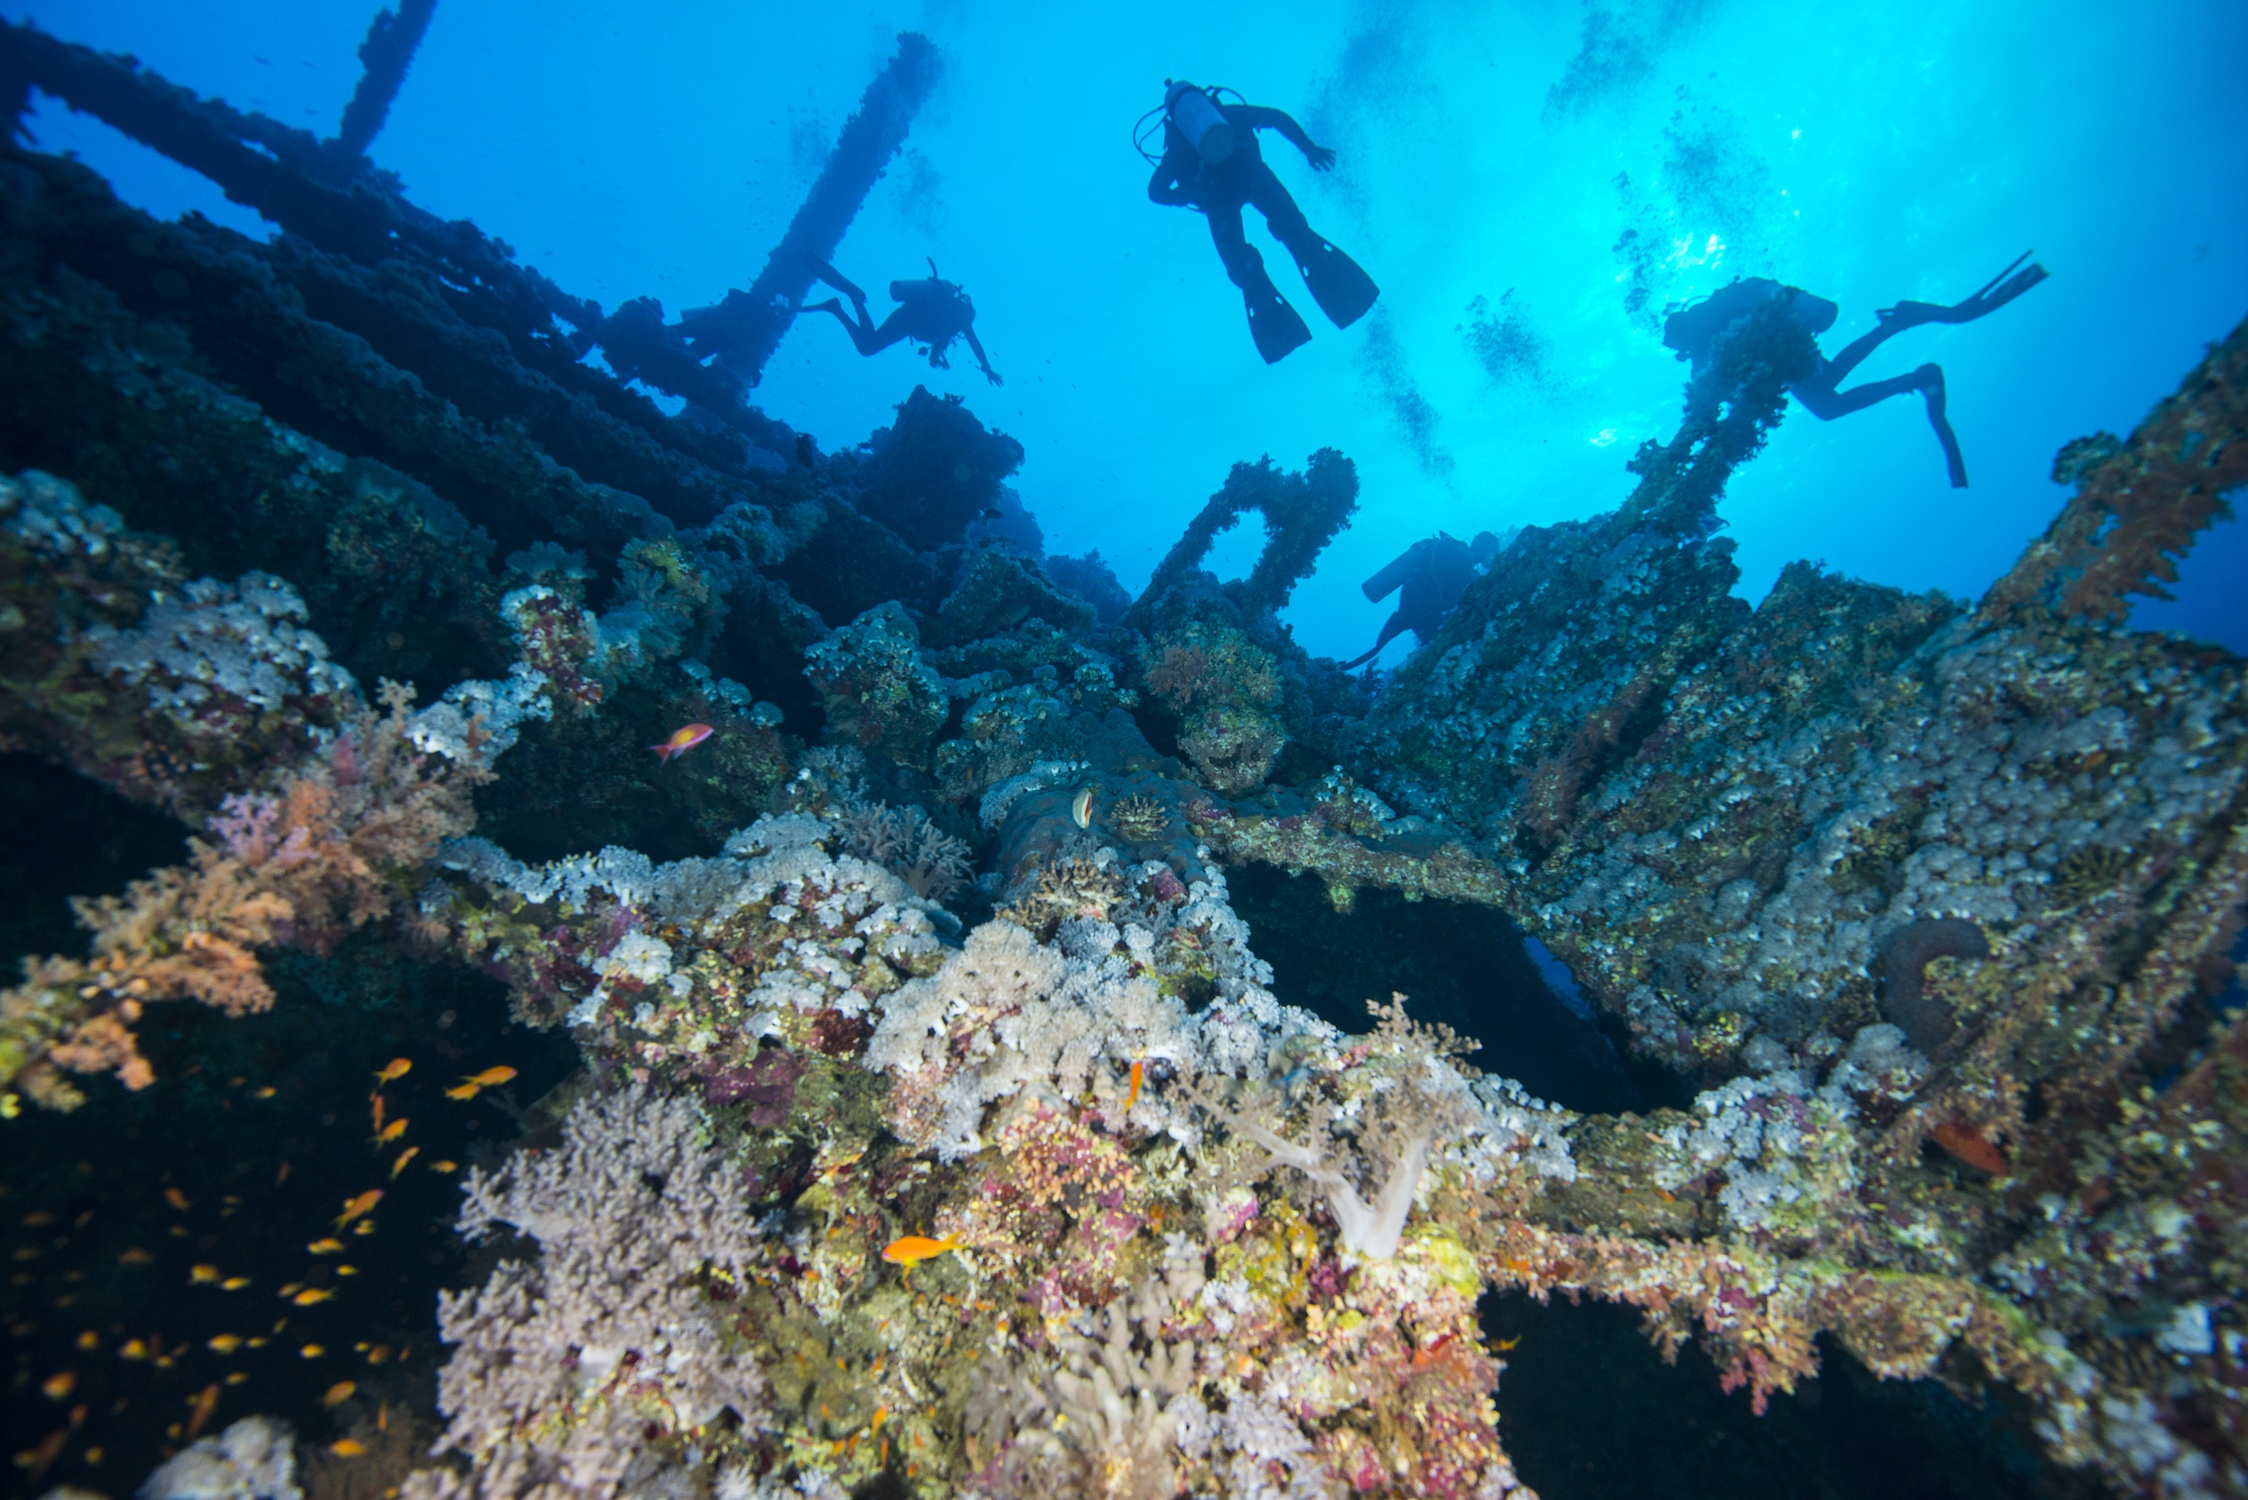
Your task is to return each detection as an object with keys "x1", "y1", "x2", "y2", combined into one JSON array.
[{"x1": 14, "y1": 0, "x2": 2246, "y2": 660}]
